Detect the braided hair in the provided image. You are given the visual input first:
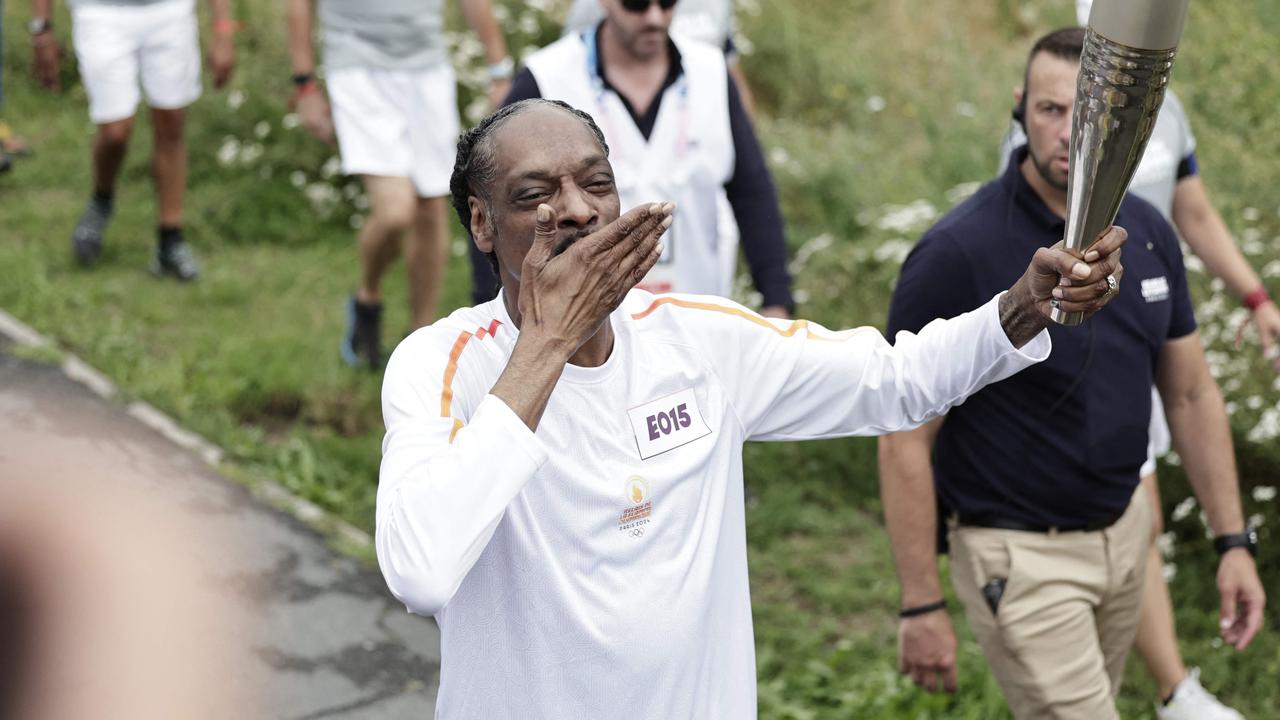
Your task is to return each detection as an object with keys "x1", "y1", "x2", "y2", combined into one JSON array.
[{"x1": 449, "y1": 99, "x2": 611, "y2": 287}]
